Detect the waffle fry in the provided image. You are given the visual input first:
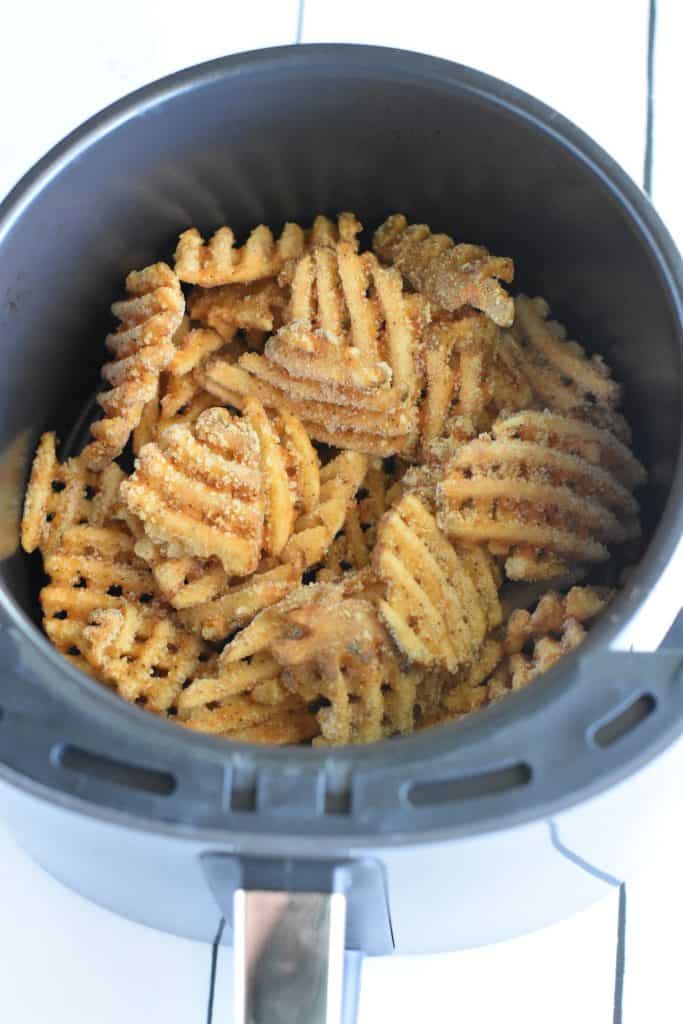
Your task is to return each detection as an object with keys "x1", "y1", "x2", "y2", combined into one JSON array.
[
  {"x1": 188, "y1": 280, "x2": 288, "y2": 340},
  {"x1": 132, "y1": 406, "x2": 318, "y2": 626},
  {"x1": 82, "y1": 263, "x2": 185, "y2": 470},
  {"x1": 318, "y1": 460, "x2": 392, "y2": 581},
  {"x1": 437, "y1": 413, "x2": 640, "y2": 575},
  {"x1": 175, "y1": 222, "x2": 306, "y2": 286},
  {"x1": 273, "y1": 598, "x2": 424, "y2": 744},
  {"x1": 179, "y1": 445, "x2": 364, "y2": 638},
  {"x1": 121, "y1": 406, "x2": 264, "y2": 575},
  {"x1": 374, "y1": 492, "x2": 495, "y2": 671},
  {"x1": 167, "y1": 325, "x2": 226, "y2": 377},
  {"x1": 174, "y1": 214, "x2": 361, "y2": 287},
  {"x1": 40, "y1": 523, "x2": 162, "y2": 674},
  {"x1": 83, "y1": 604, "x2": 207, "y2": 711},
  {"x1": 373, "y1": 214, "x2": 514, "y2": 326},
  {"x1": 198, "y1": 238, "x2": 426, "y2": 456},
  {"x1": 282, "y1": 450, "x2": 368, "y2": 570},
  {"x1": 506, "y1": 295, "x2": 621, "y2": 410},
  {"x1": 22, "y1": 433, "x2": 125, "y2": 555}
]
